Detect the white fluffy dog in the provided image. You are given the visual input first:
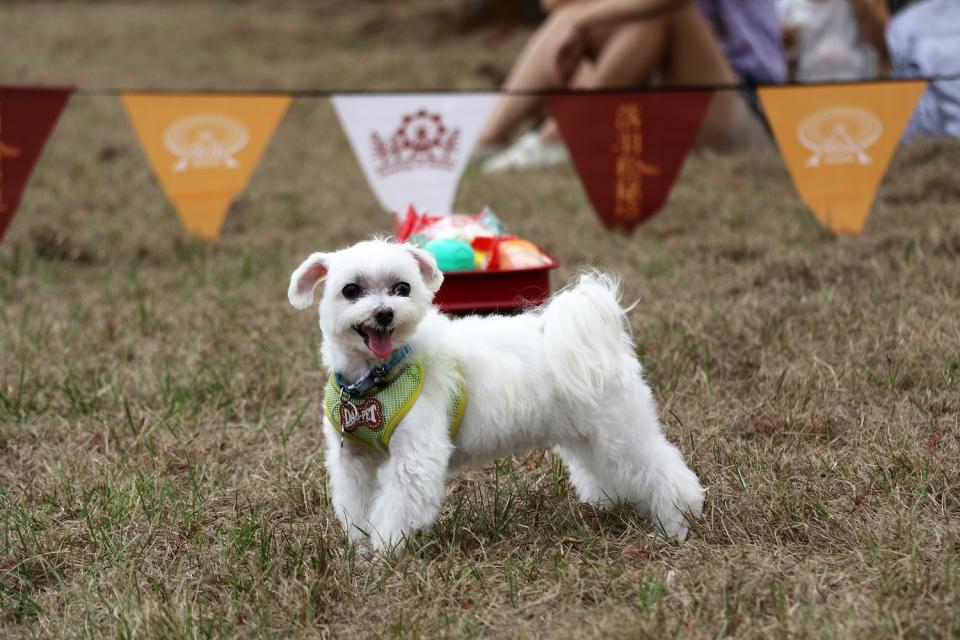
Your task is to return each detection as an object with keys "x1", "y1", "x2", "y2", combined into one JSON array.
[{"x1": 288, "y1": 238, "x2": 703, "y2": 553}]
